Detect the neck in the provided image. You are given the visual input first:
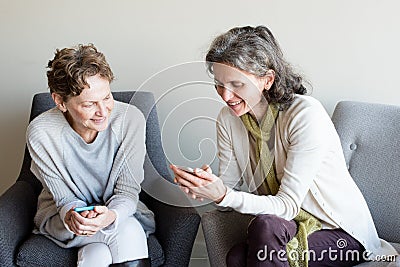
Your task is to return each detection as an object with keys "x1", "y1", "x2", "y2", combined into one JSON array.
[
  {"x1": 64, "y1": 112, "x2": 98, "y2": 143},
  {"x1": 248, "y1": 98, "x2": 269, "y2": 122}
]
